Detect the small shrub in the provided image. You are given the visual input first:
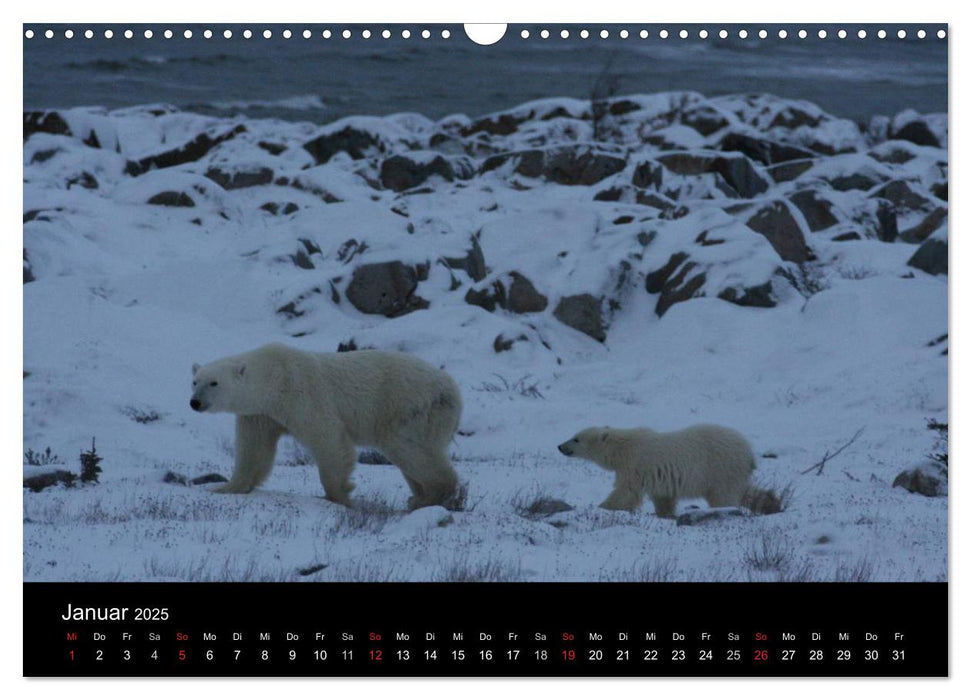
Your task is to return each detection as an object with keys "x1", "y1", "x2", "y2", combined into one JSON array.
[
  {"x1": 123, "y1": 406, "x2": 162, "y2": 424},
  {"x1": 512, "y1": 487, "x2": 574, "y2": 519},
  {"x1": 24, "y1": 447, "x2": 61, "y2": 466},
  {"x1": 436, "y1": 554, "x2": 522, "y2": 582},
  {"x1": 475, "y1": 374, "x2": 544, "y2": 399},
  {"x1": 744, "y1": 531, "x2": 795, "y2": 572},
  {"x1": 330, "y1": 498, "x2": 396, "y2": 534},
  {"x1": 600, "y1": 558, "x2": 678, "y2": 582},
  {"x1": 79, "y1": 438, "x2": 103, "y2": 484},
  {"x1": 926, "y1": 418, "x2": 948, "y2": 473}
]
